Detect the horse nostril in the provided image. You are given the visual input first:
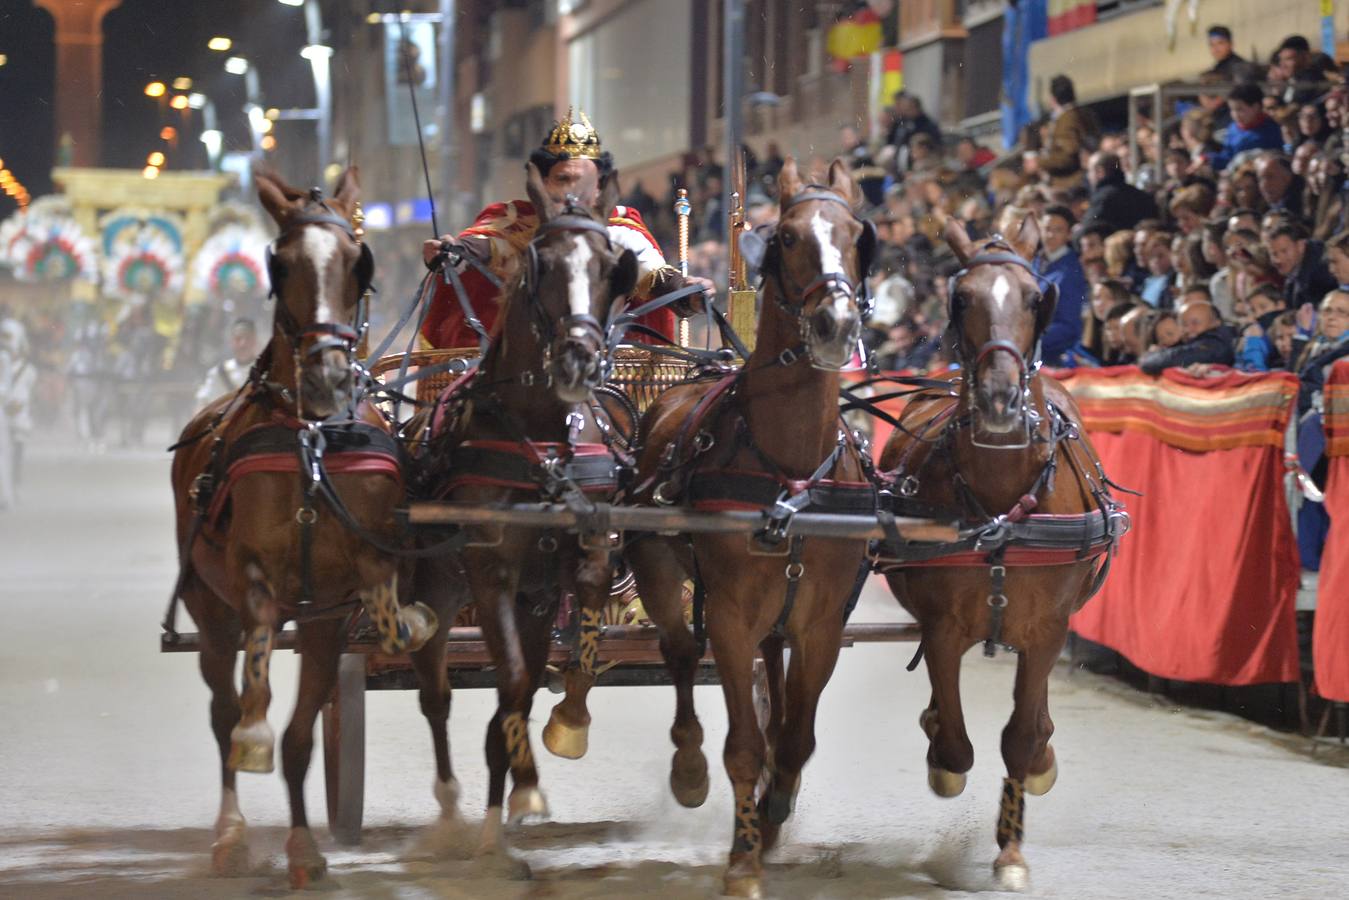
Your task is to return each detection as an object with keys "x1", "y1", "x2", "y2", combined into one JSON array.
[{"x1": 811, "y1": 308, "x2": 837, "y2": 341}]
